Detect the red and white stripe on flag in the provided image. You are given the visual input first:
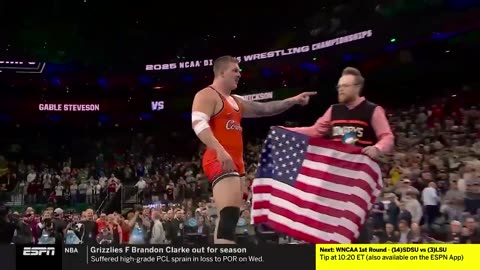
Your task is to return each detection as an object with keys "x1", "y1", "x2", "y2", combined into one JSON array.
[{"x1": 251, "y1": 138, "x2": 383, "y2": 244}]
